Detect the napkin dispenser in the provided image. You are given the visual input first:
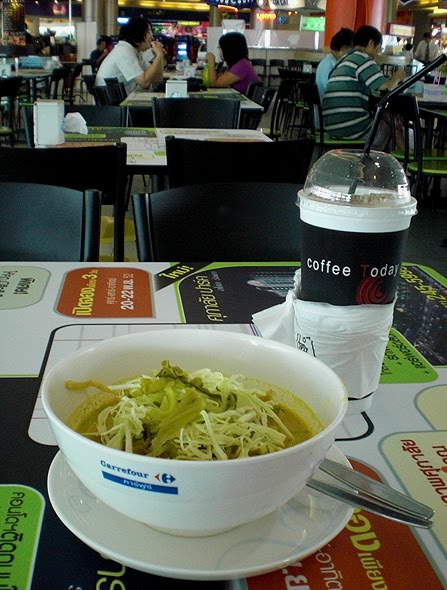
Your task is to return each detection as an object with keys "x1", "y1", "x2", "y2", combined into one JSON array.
[
  {"x1": 34, "y1": 100, "x2": 65, "y2": 147},
  {"x1": 165, "y1": 79, "x2": 188, "y2": 98}
]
